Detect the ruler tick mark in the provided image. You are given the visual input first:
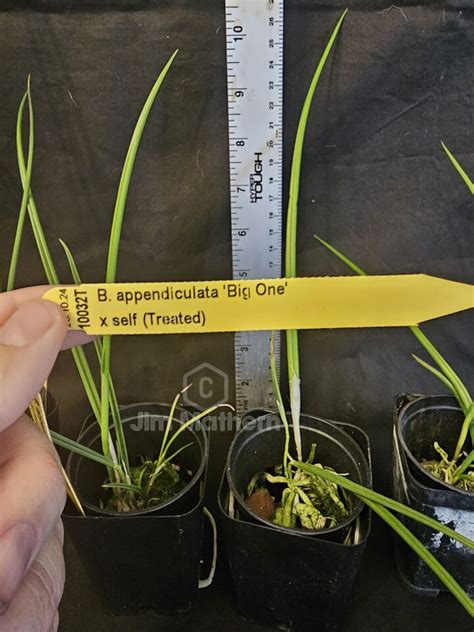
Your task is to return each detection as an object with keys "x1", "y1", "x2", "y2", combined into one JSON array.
[{"x1": 225, "y1": 0, "x2": 284, "y2": 417}]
